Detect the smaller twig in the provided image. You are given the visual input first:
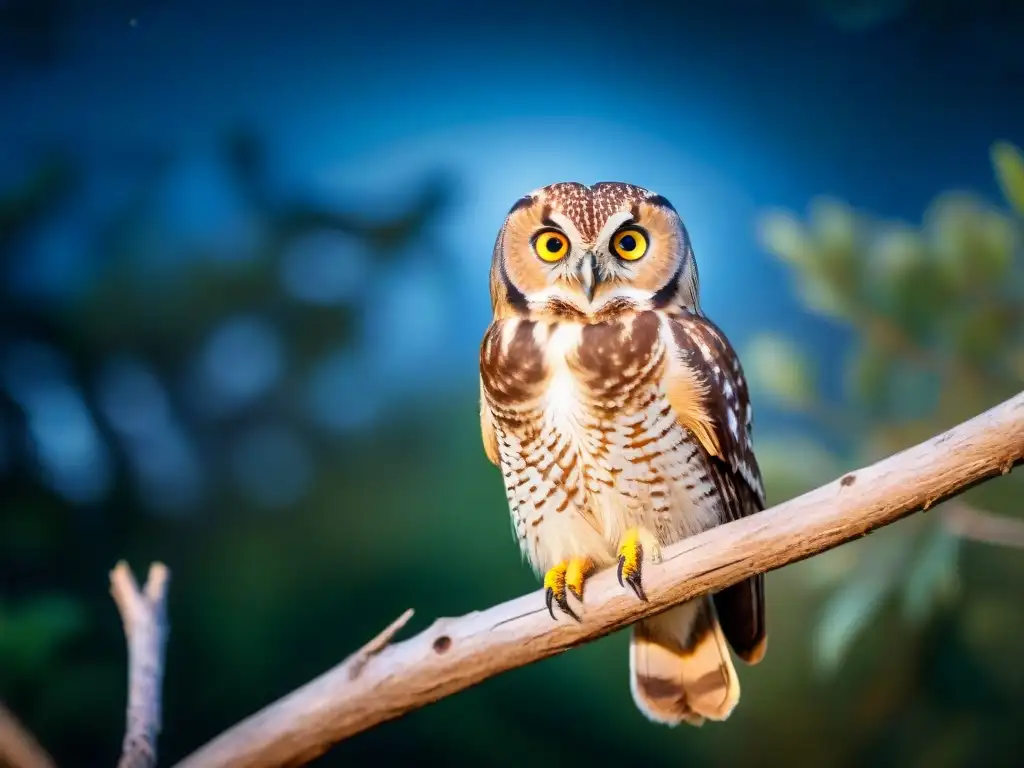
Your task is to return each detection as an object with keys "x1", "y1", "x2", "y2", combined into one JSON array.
[
  {"x1": 347, "y1": 608, "x2": 415, "y2": 680},
  {"x1": 110, "y1": 561, "x2": 170, "y2": 768},
  {"x1": 941, "y1": 501, "x2": 1024, "y2": 550},
  {"x1": 0, "y1": 702, "x2": 56, "y2": 768}
]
